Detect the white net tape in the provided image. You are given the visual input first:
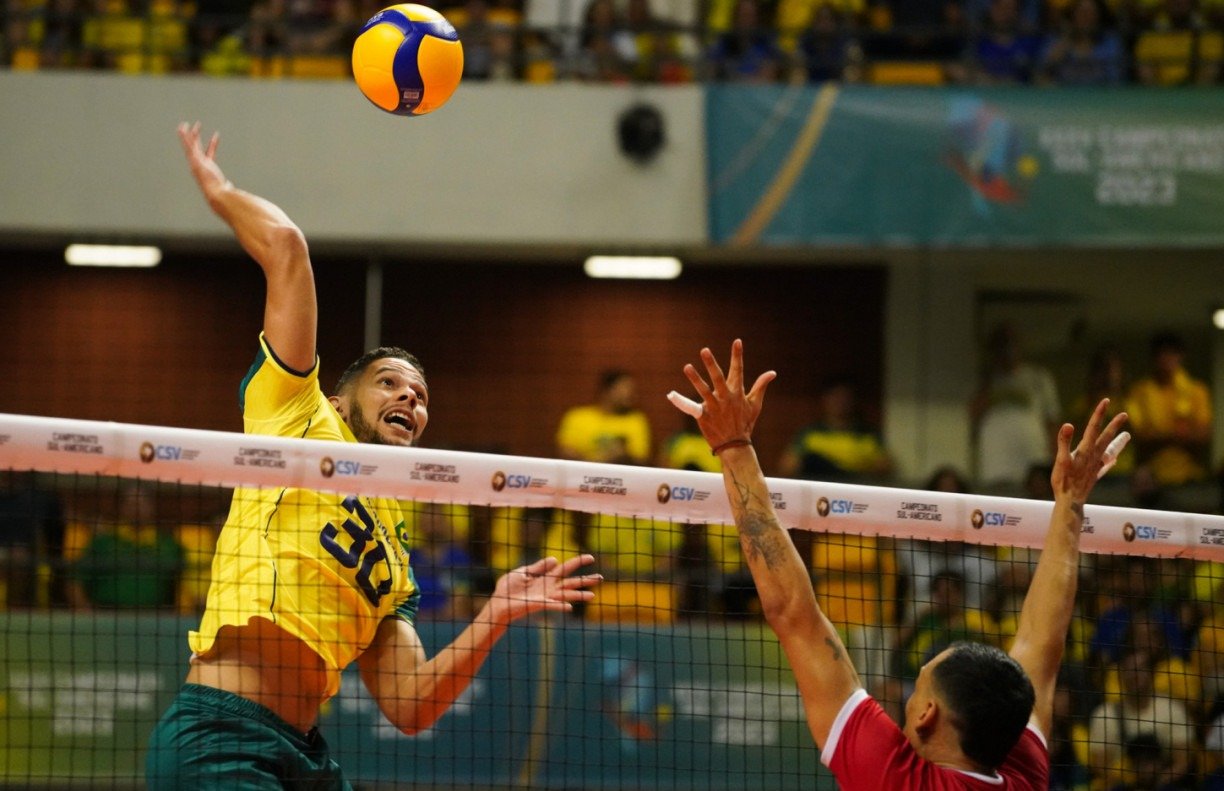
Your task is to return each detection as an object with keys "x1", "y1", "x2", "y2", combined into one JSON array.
[{"x1": 2, "y1": 412, "x2": 1220, "y2": 560}]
